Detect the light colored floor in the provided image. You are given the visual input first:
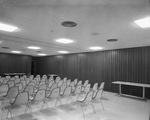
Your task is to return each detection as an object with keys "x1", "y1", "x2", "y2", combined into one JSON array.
[{"x1": 1, "y1": 91, "x2": 150, "y2": 120}]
